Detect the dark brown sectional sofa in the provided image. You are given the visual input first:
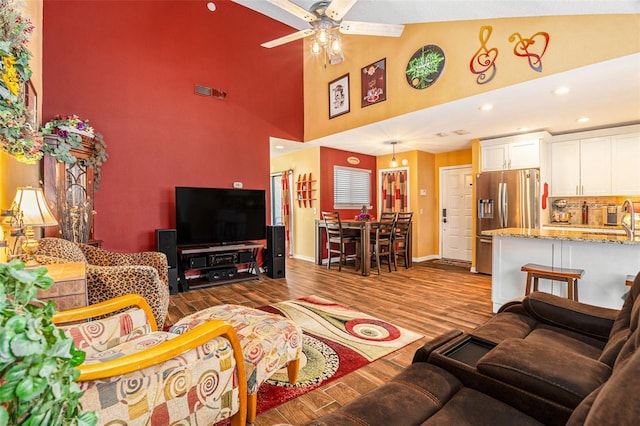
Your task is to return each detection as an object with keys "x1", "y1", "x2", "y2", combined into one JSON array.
[{"x1": 306, "y1": 273, "x2": 640, "y2": 425}]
